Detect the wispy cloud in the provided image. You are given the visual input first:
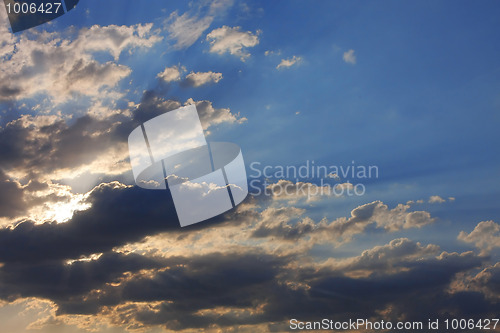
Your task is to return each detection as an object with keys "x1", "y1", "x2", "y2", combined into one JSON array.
[
  {"x1": 167, "y1": 11, "x2": 214, "y2": 49},
  {"x1": 276, "y1": 55, "x2": 302, "y2": 69}
]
